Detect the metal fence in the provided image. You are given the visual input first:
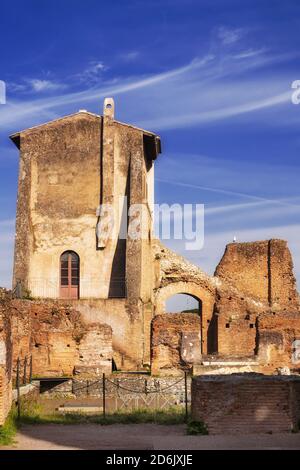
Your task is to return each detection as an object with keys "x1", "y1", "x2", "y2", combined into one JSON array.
[
  {"x1": 68, "y1": 372, "x2": 189, "y2": 421},
  {"x1": 15, "y1": 356, "x2": 33, "y2": 419}
]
